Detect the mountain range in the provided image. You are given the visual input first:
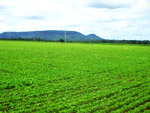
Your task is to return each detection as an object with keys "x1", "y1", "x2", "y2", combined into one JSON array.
[{"x1": 0, "y1": 30, "x2": 104, "y2": 41}]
